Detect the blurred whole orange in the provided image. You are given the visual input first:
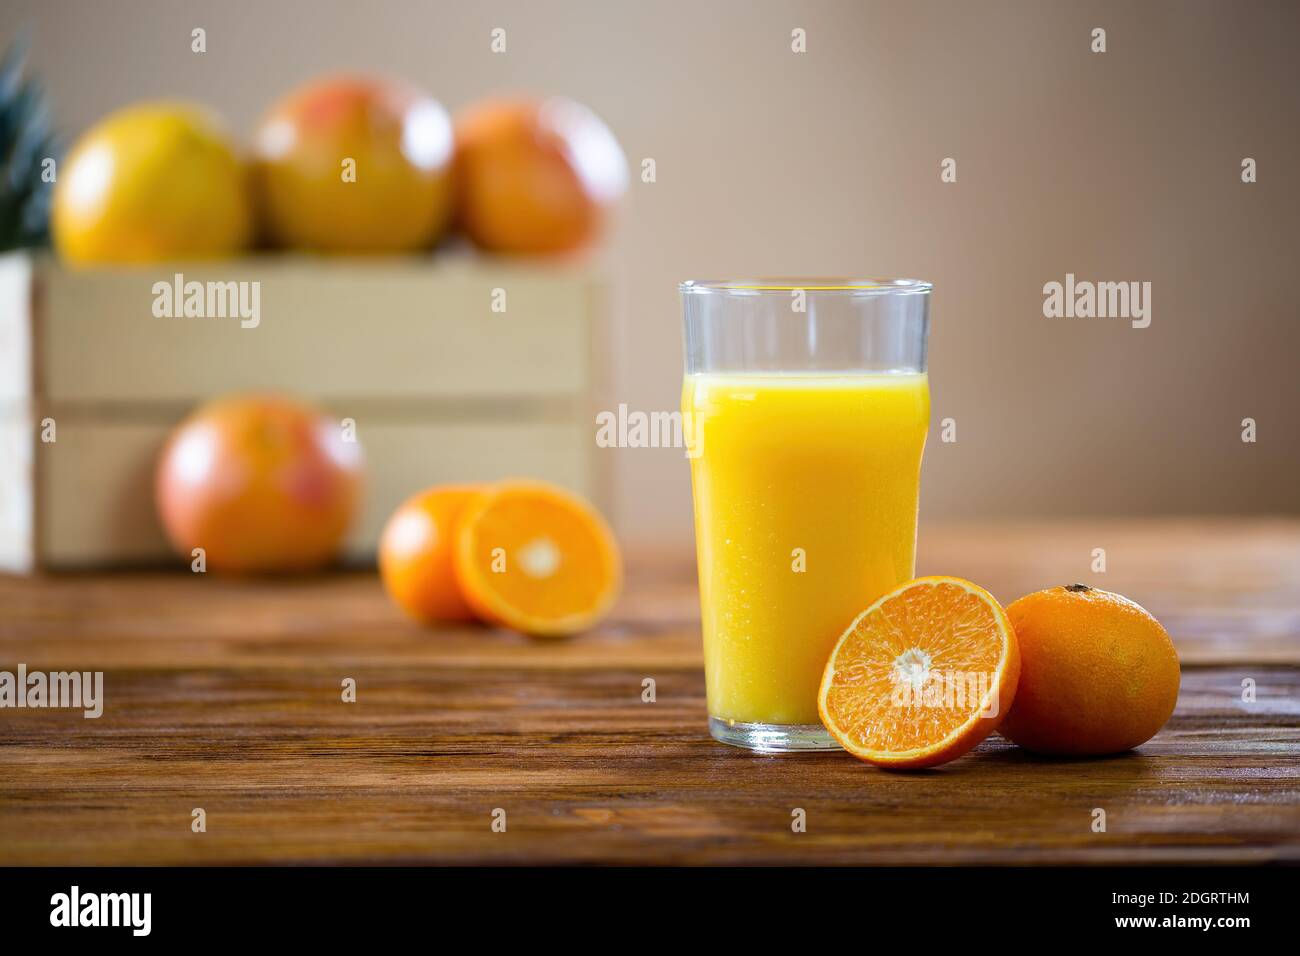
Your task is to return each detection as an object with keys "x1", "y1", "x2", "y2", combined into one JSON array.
[
  {"x1": 454, "y1": 96, "x2": 627, "y2": 255},
  {"x1": 253, "y1": 75, "x2": 455, "y2": 252},
  {"x1": 52, "y1": 102, "x2": 252, "y2": 264},
  {"x1": 155, "y1": 395, "x2": 364, "y2": 573},
  {"x1": 379, "y1": 485, "x2": 482, "y2": 623}
]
